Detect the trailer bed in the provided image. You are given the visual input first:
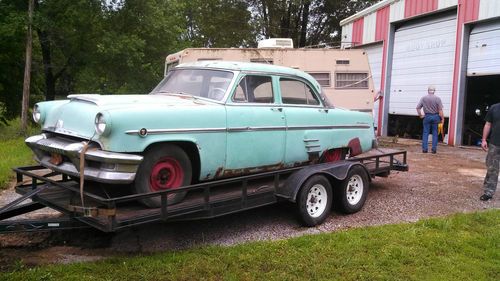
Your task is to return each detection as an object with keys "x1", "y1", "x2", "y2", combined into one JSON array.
[{"x1": 0, "y1": 148, "x2": 407, "y2": 233}]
